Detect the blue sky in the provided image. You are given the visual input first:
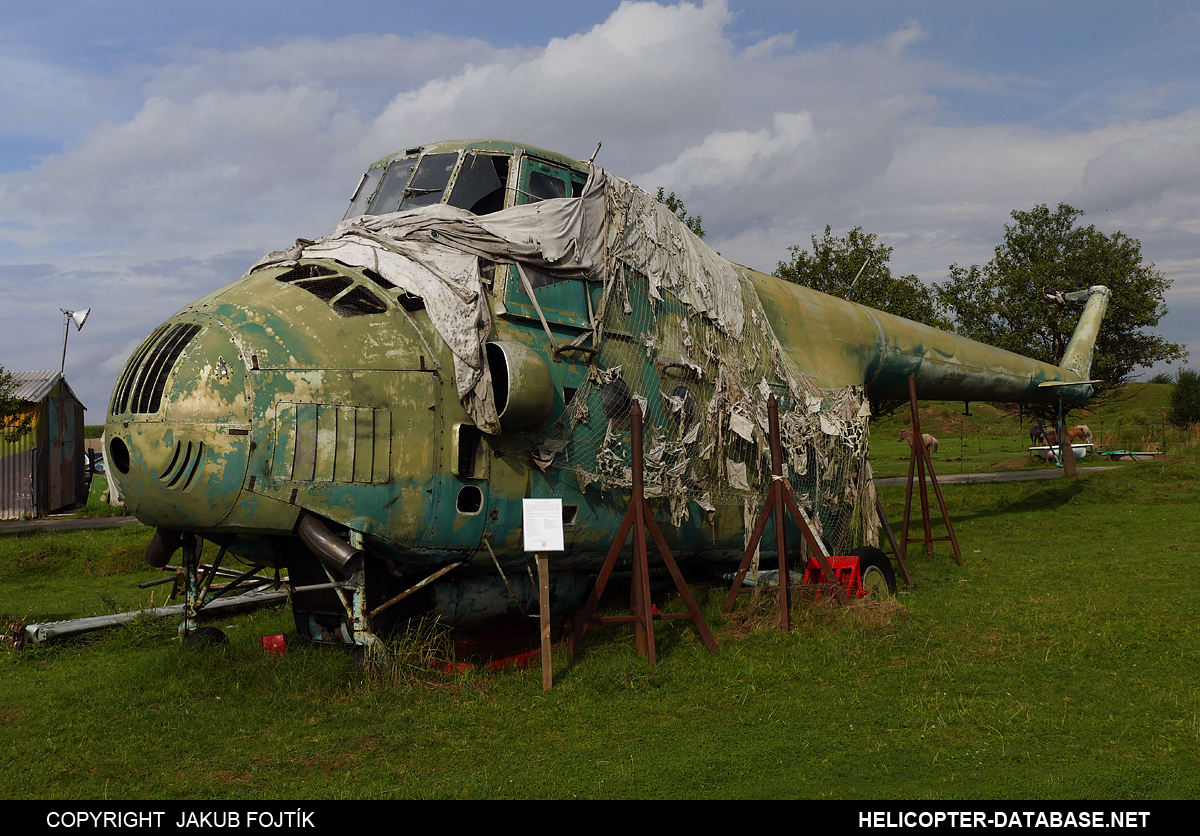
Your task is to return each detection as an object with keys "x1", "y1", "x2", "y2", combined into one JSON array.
[{"x1": 3, "y1": 1, "x2": 1199, "y2": 412}]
